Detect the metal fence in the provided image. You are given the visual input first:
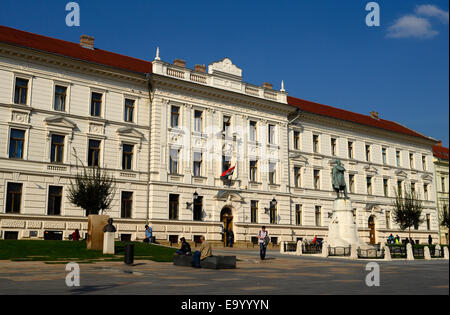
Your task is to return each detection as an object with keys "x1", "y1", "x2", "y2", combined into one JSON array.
[
  {"x1": 412, "y1": 247, "x2": 425, "y2": 258},
  {"x1": 283, "y1": 242, "x2": 298, "y2": 252},
  {"x1": 388, "y1": 246, "x2": 407, "y2": 258},
  {"x1": 328, "y1": 246, "x2": 351, "y2": 257},
  {"x1": 358, "y1": 247, "x2": 385, "y2": 259},
  {"x1": 302, "y1": 244, "x2": 322, "y2": 254},
  {"x1": 431, "y1": 247, "x2": 444, "y2": 258}
]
